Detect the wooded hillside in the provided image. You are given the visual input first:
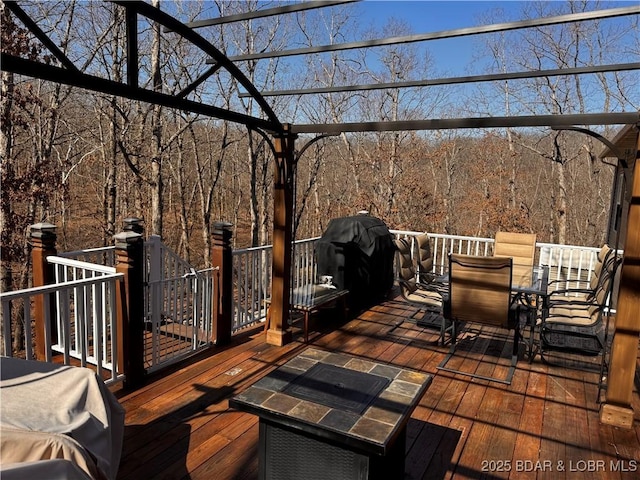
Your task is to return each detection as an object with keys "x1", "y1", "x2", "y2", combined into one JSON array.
[{"x1": 2, "y1": 1, "x2": 638, "y2": 292}]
